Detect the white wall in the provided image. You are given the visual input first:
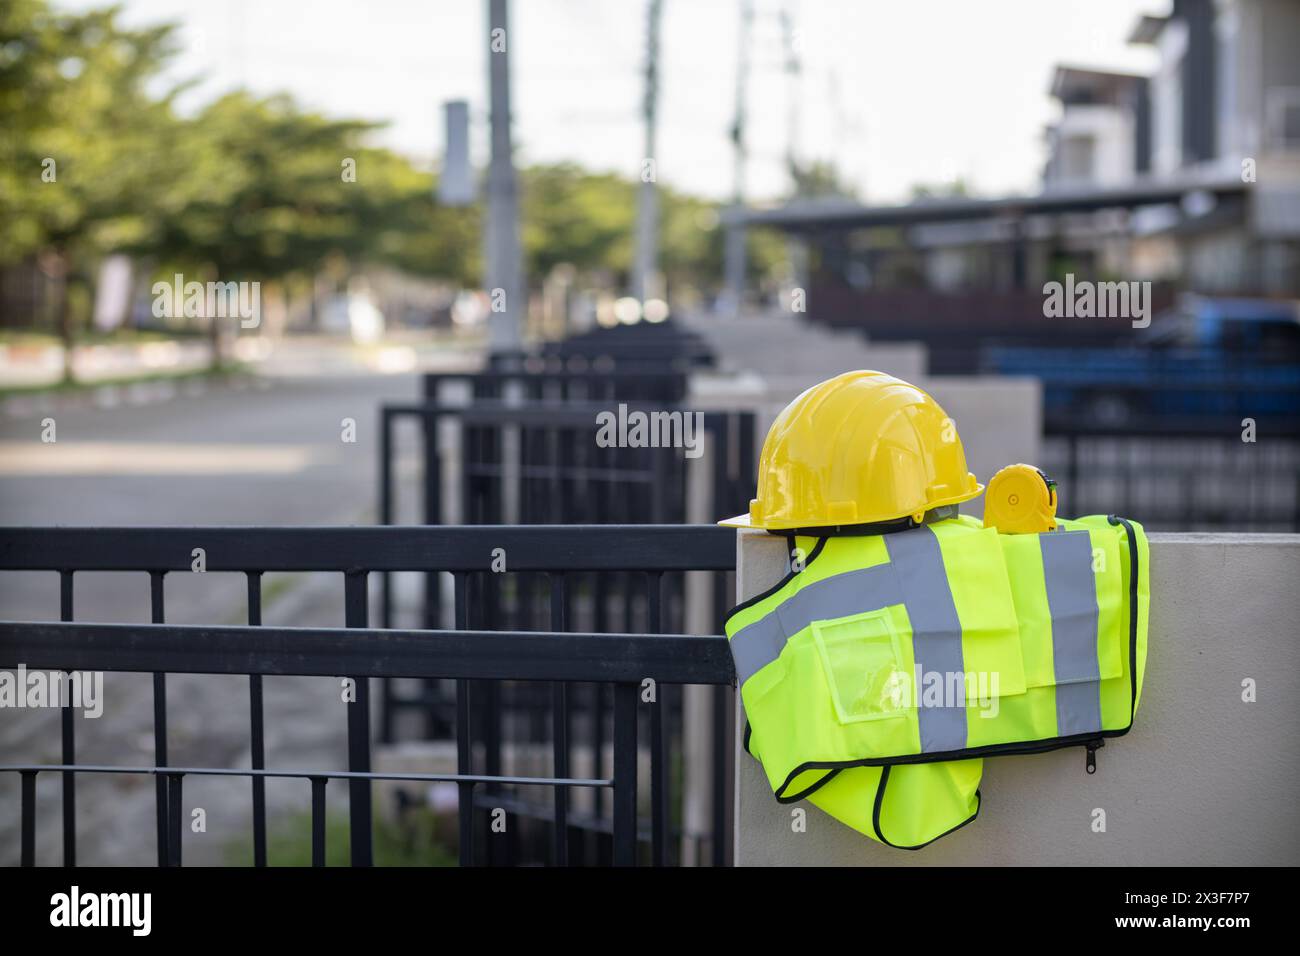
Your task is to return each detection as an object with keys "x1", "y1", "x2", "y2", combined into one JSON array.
[{"x1": 1045, "y1": 105, "x2": 1136, "y2": 189}]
